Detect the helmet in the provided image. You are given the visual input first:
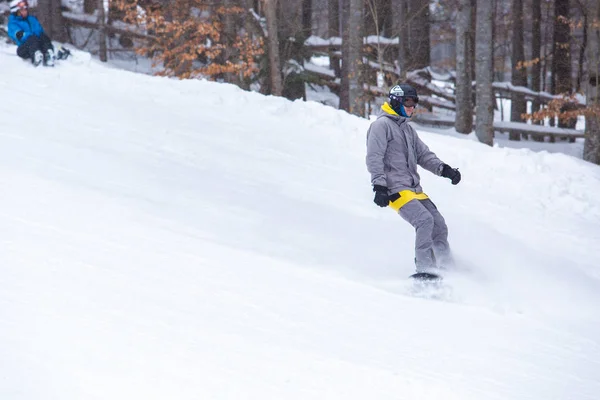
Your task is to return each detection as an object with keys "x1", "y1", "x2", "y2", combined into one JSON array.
[
  {"x1": 10, "y1": 0, "x2": 28, "y2": 13},
  {"x1": 388, "y1": 83, "x2": 419, "y2": 116},
  {"x1": 389, "y1": 83, "x2": 419, "y2": 105}
]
